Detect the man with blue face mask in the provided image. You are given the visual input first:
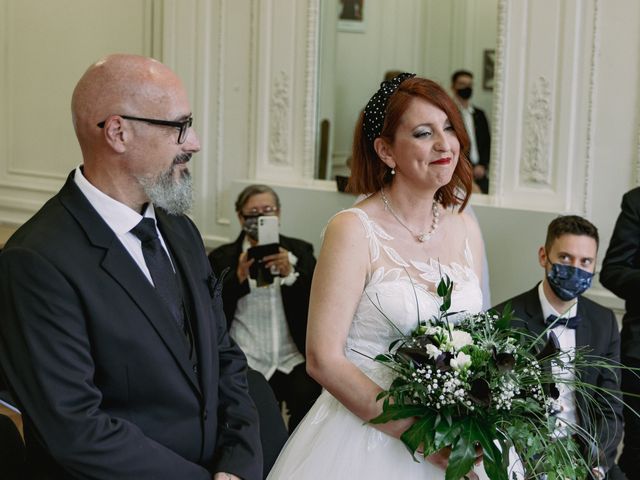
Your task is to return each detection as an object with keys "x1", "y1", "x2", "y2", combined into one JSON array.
[{"x1": 495, "y1": 215, "x2": 626, "y2": 480}]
